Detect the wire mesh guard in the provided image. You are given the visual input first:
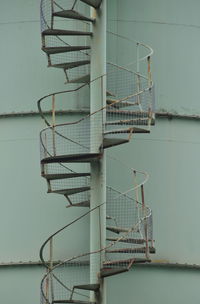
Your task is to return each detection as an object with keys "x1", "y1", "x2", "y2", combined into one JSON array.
[
  {"x1": 40, "y1": 63, "x2": 155, "y2": 161},
  {"x1": 40, "y1": 110, "x2": 103, "y2": 161},
  {"x1": 40, "y1": 173, "x2": 154, "y2": 304},
  {"x1": 41, "y1": 258, "x2": 90, "y2": 304},
  {"x1": 106, "y1": 187, "x2": 153, "y2": 266}
]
